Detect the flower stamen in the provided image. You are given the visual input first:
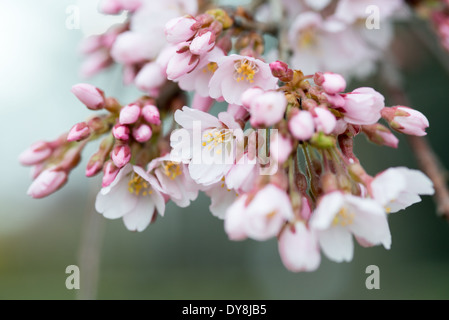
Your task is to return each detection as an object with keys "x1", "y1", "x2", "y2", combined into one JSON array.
[{"x1": 233, "y1": 59, "x2": 259, "y2": 83}]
